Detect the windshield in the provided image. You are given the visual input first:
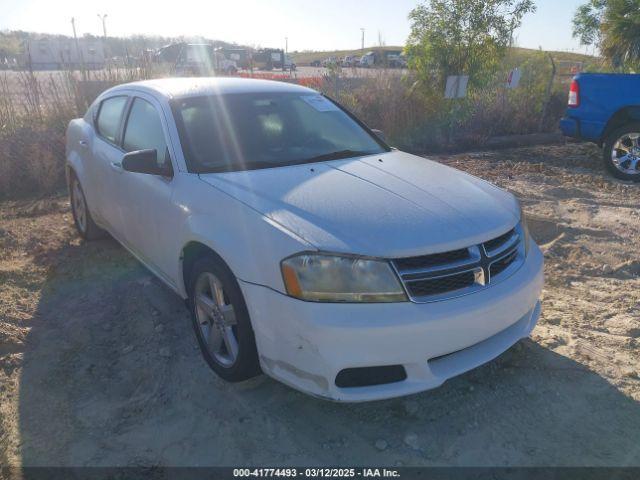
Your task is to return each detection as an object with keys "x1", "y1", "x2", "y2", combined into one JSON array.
[{"x1": 171, "y1": 92, "x2": 388, "y2": 173}]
